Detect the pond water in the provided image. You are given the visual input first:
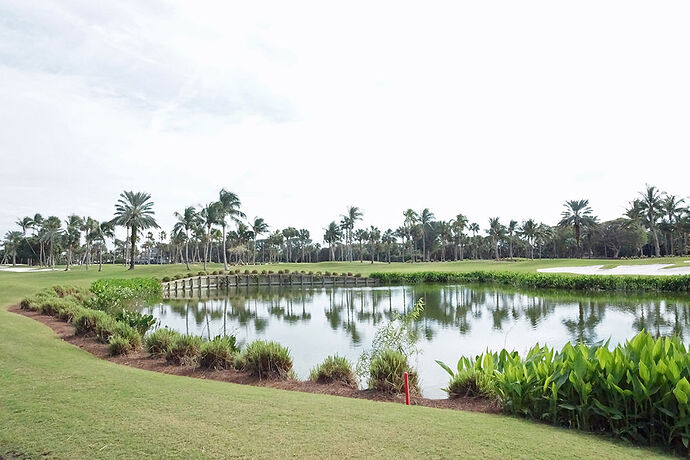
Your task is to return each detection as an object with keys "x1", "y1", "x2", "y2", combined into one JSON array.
[{"x1": 147, "y1": 284, "x2": 690, "y2": 398}]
